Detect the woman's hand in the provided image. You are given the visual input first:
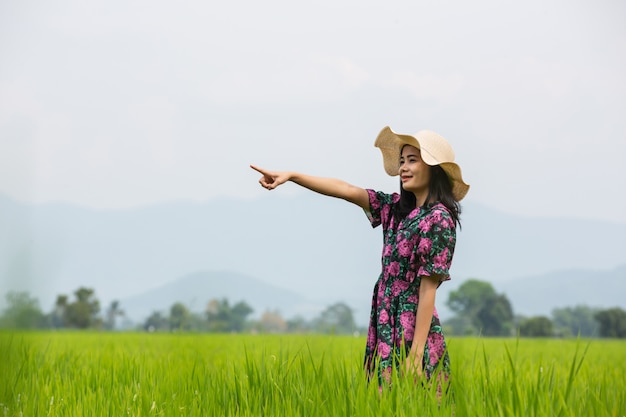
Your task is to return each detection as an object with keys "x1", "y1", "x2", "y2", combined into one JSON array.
[
  {"x1": 405, "y1": 349, "x2": 424, "y2": 380},
  {"x1": 250, "y1": 165, "x2": 291, "y2": 190},
  {"x1": 405, "y1": 275, "x2": 439, "y2": 383},
  {"x1": 250, "y1": 164, "x2": 369, "y2": 209}
]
